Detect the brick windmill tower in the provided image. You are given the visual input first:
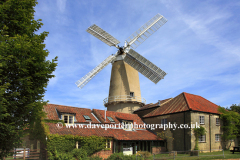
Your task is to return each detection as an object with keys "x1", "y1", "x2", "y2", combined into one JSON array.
[{"x1": 76, "y1": 14, "x2": 167, "y2": 113}]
